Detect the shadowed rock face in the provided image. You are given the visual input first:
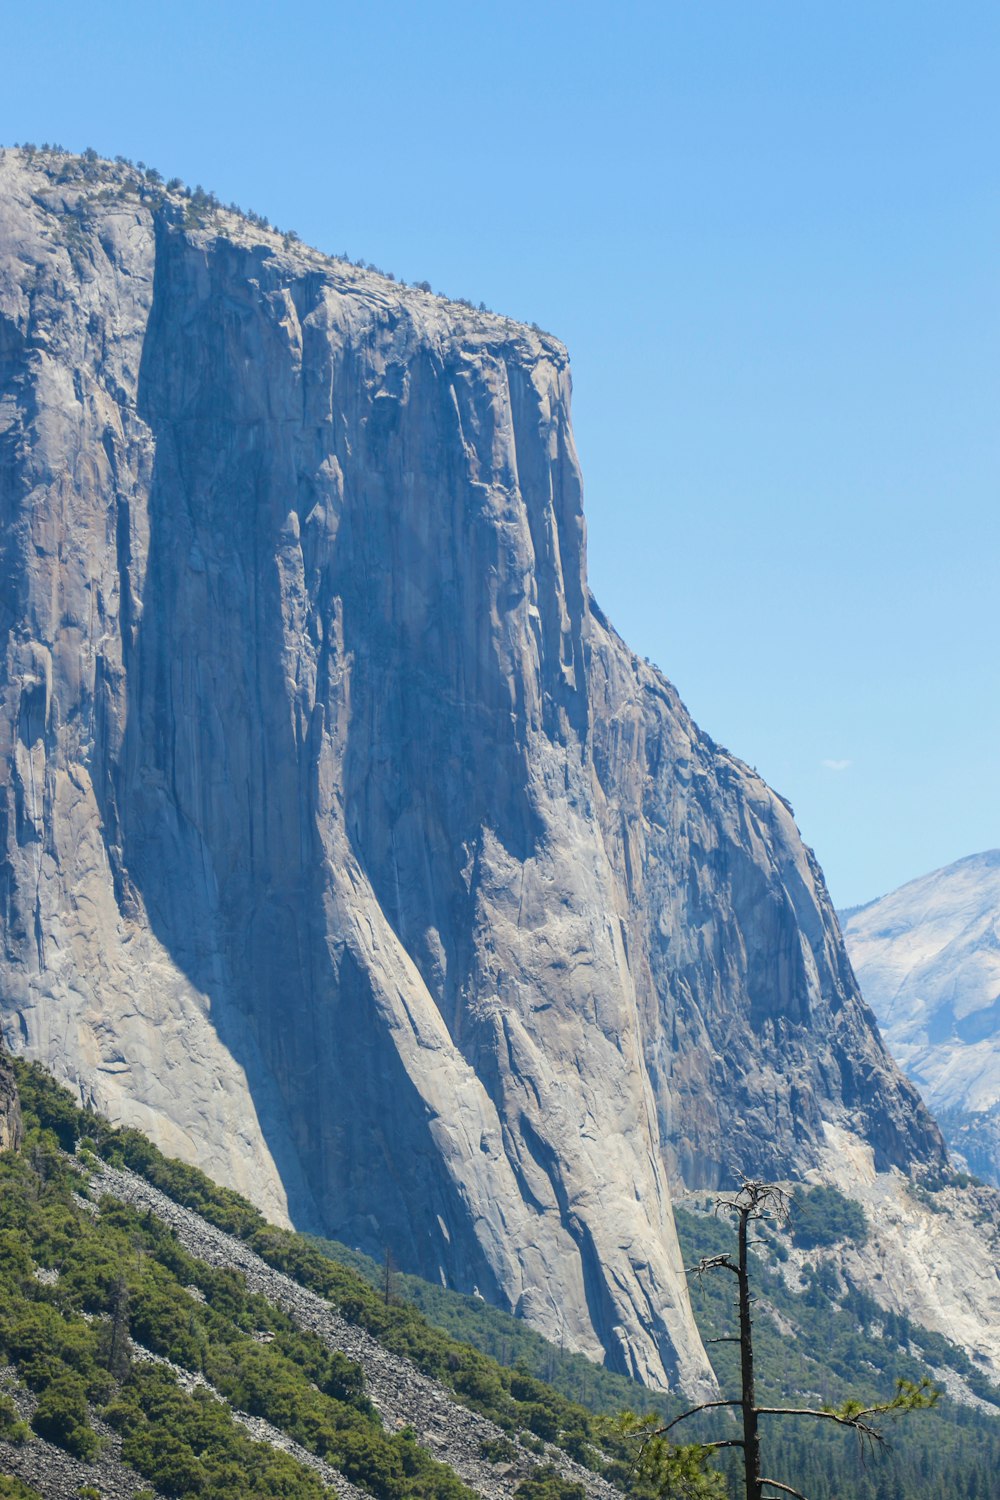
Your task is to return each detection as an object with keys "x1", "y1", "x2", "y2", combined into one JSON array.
[
  {"x1": 0, "y1": 150, "x2": 944, "y2": 1392},
  {"x1": 587, "y1": 618, "x2": 945, "y2": 1192}
]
